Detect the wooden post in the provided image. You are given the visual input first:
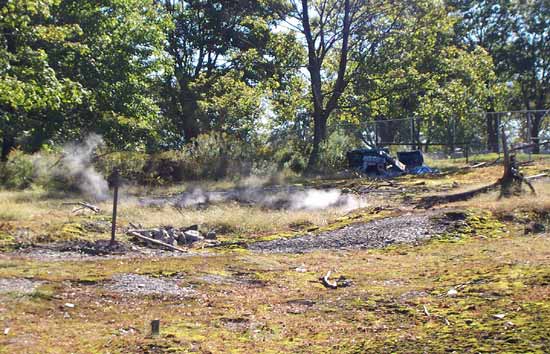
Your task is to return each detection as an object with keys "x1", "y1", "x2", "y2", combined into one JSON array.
[
  {"x1": 110, "y1": 169, "x2": 119, "y2": 246},
  {"x1": 151, "y1": 319, "x2": 160, "y2": 336}
]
